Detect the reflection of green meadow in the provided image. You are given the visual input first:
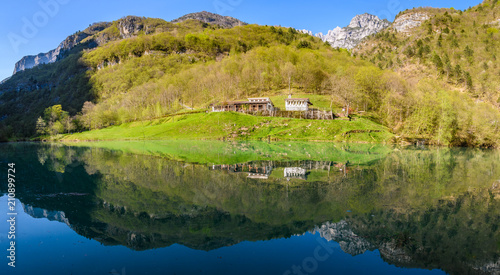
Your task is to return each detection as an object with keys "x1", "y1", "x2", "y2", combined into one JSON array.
[{"x1": 61, "y1": 140, "x2": 392, "y2": 165}]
